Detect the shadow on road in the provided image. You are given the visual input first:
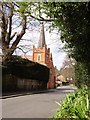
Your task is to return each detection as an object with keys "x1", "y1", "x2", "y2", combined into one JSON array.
[
  {"x1": 47, "y1": 85, "x2": 77, "y2": 95},
  {"x1": 1, "y1": 85, "x2": 77, "y2": 99}
]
